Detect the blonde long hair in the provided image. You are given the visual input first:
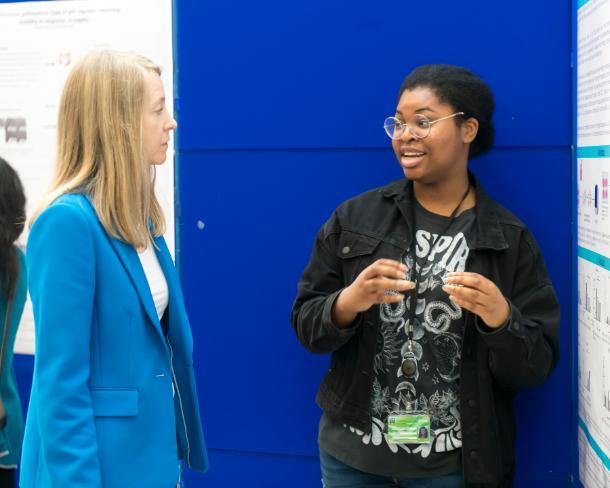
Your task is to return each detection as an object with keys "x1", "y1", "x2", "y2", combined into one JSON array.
[{"x1": 32, "y1": 50, "x2": 166, "y2": 248}]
